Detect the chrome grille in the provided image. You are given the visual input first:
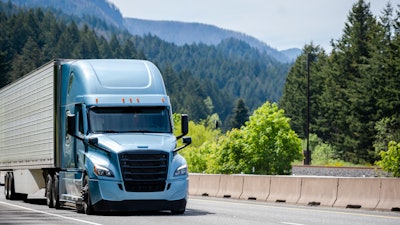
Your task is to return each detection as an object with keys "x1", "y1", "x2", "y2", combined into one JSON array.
[{"x1": 119, "y1": 151, "x2": 168, "y2": 192}]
